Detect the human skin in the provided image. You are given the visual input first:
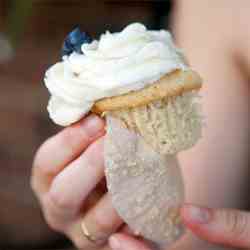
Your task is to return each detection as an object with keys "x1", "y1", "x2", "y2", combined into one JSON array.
[
  {"x1": 31, "y1": 115, "x2": 120, "y2": 250},
  {"x1": 108, "y1": 0, "x2": 250, "y2": 249},
  {"x1": 32, "y1": 1, "x2": 249, "y2": 250}
]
